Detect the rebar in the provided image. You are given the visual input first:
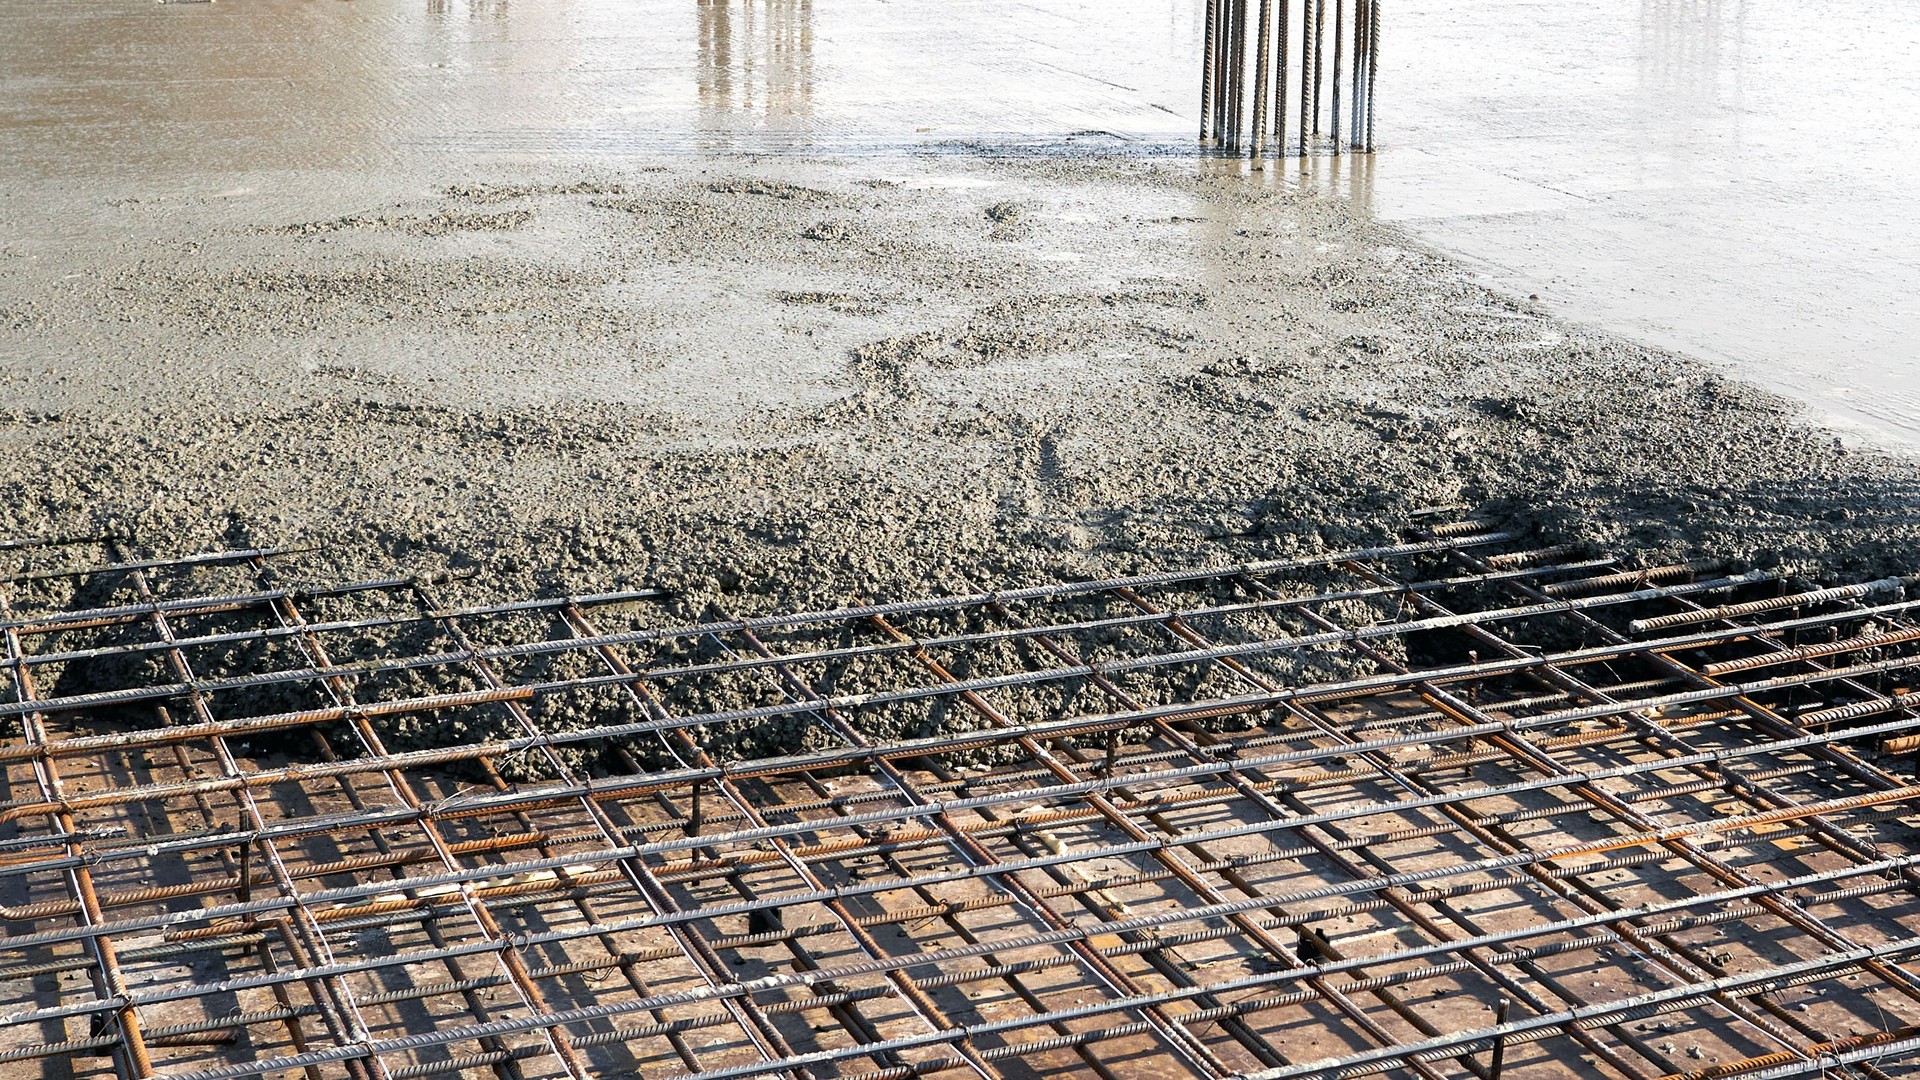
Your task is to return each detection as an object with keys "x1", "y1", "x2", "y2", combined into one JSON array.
[
  {"x1": 1330, "y1": 0, "x2": 1344, "y2": 153},
  {"x1": 1251, "y1": 0, "x2": 1274, "y2": 158},
  {"x1": 1365, "y1": 0, "x2": 1379, "y2": 150},
  {"x1": 2, "y1": 526, "x2": 1918, "y2": 1079},
  {"x1": 1201, "y1": 0, "x2": 1376, "y2": 157},
  {"x1": 1202, "y1": 0, "x2": 1220, "y2": 143},
  {"x1": 1350, "y1": 0, "x2": 1366, "y2": 153},
  {"x1": 1299, "y1": 0, "x2": 1313, "y2": 153},
  {"x1": 1312, "y1": 0, "x2": 1326, "y2": 136},
  {"x1": 1275, "y1": 0, "x2": 1290, "y2": 148}
]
